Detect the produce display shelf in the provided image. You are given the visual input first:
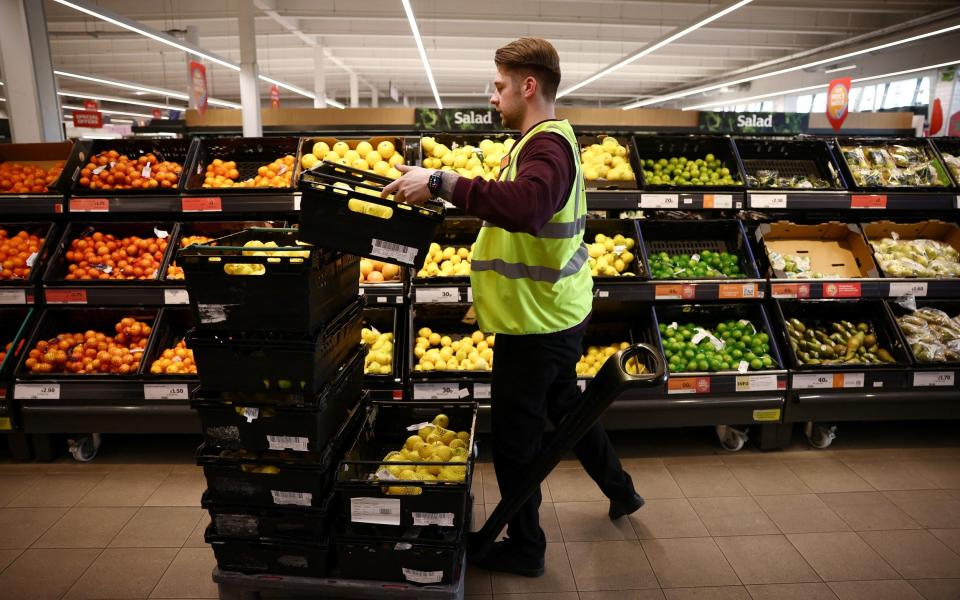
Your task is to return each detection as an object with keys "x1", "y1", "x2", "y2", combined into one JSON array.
[
  {"x1": 783, "y1": 389, "x2": 960, "y2": 424},
  {"x1": 593, "y1": 279, "x2": 765, "y2": 302},
  {"x1": 411, "y1": 282, "x2": 473, "y2": 304},
  {"x1": 410, "y1": 378, "x2": 491, "y2": 402},
  {"x1": 748, "y1": 189, "x2": 958, "y2": 211},
  {"x1": 41, "y1": 284, "x2": 191, "y2": 307},
  {"x1": 0, "y1": 195, "x2": 65, "y2": 215},
  {"x1": 0, "y1": 284, "x2": 40, "y2": 306},
  {"x1": 359, "y1": 282, "x2": 405, "y2": 305},
  {"x1": 13, "y1": 377, "x2": 200, "y2": 402},
  {"x1": 177, "y1": 192, "x2": 302, "y2": 214},
  {"x1": 18, "y1": 394, "x2": 200, "y2": 434},
  {"x1": 601, "y1": 393, "x2": 785, "y2": 429},
  {"x1": 638, "y1": 190, "x2": 745, "y2": 210},
  {"x1": 769, "y1": 278, "x2": 960, "y2": 300},
  {"x1": 585, "y1": 189, "x2": 642, "y2": 210}
]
